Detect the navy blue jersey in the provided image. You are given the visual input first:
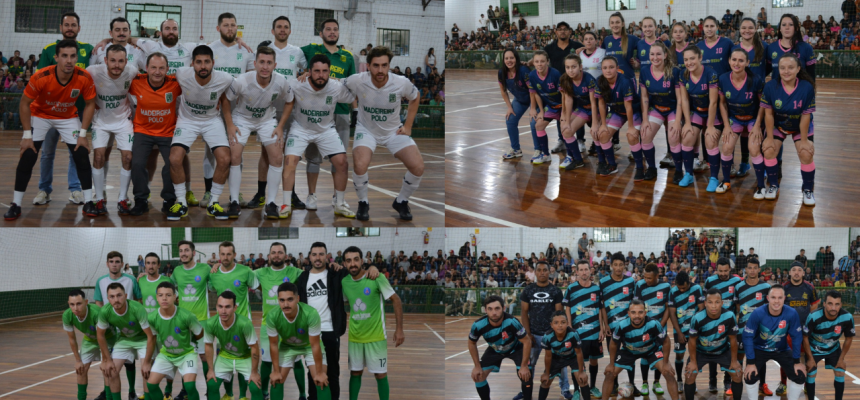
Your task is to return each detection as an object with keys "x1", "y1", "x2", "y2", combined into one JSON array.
[
  {"x1": 672, "y1": 43, "x2": 688, "y2": 70},
  {"x1": 804, "y1": 308, "x2": 856, "y2": 356},
  {"x1": 734, "y1": 278, "x2": 771, "y2": 329},
  {"x1": 612, "y1": 317, "x2": 666, "y2": 356},
  {"x1": 760, "y1": 79, "x2": 816, "y2": 134},
  {"x1": 782, "y1": 280, "x2": 819, "y2": 327},
  {"x1": 635, "y1": 38, "x2": 661, "y2": 68},
  {"x1": 704, "y1": 274, "x2": 743, "y2": 311},
  {"x1": 680, "y1": 66, "x2": 719, "y2": 115},
  {"x1": 719, "y1": 72, "x2": 764, "y2": 120},
  {"x1": 640, "y1": 66, "x2": 680, "y2": 111},
  {"x1": 731, "y1": 43, "x2": 767, "y2": 79},
  {"x1": 689, "y1": 308, "x2": 739, "y2": 355},
  {"x1": 633, "y1": 280, "x2": 671, "y2": 322},
  {"x1": 603, "y1": 34, "x2": 640, "y2": 80},
  {"x1": 742, "y1": 305, "x2": 803, "y2": 360},
  {"x1": 600, "y1": 275, "x2": 636, "y2": 331},
  {"x1": 563, "y1": 280, "x2": 603, "y2": 341},
  {"x1": 766, "y1": 41, "x2": 816, "y2": 81},
  {"x1": 561, "y1": 73, "x2": 597, "y2": 110},
  {"x1": 668, "y1": 285, "x2": 705, "y2": 334},
  {"x1": 697, "y1": 36, "x2": 733, "y2": 76},
  {"x1": 594, "y1": 76, "x2": 637, "y2": 115},
  {"x1": 500, "y1": 65, "x2": 532, "y2": 104},
  {"x1": 541, "y1": 327, "x2": 581, "y2": 360},
  {"x1": 528, "y1": 68, "x2": 563, "y2": 114},
  {"x1": 469, "y1": 313, "x2": 527, "y2": 354}
]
